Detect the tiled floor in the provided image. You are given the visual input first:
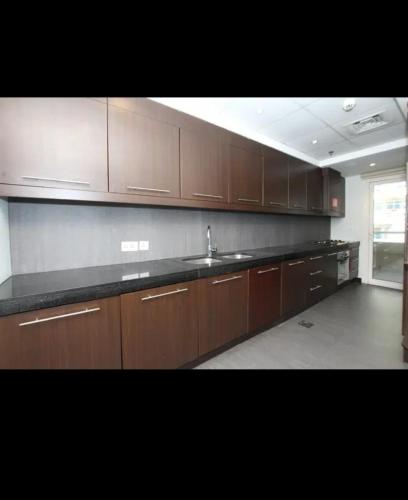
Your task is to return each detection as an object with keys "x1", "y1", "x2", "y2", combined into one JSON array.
[{"x1": 197, "y1": 283, "x2": 407, "y2": 369}]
